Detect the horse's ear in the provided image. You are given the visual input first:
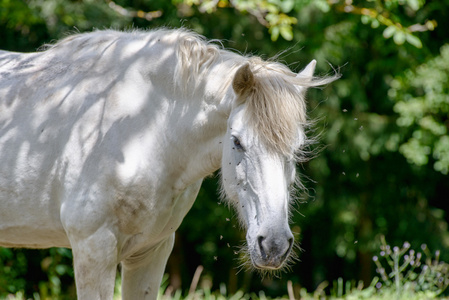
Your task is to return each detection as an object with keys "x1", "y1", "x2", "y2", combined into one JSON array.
[
  {"x1": 296, "y1": 60, "x2": 316, "y2": 95},
  {"x1": 297, "y1": 59, "x2": 316, "y2": 79},
  {"x1": 232, "y1": 63, "x2": 254, "y2": 97}
]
